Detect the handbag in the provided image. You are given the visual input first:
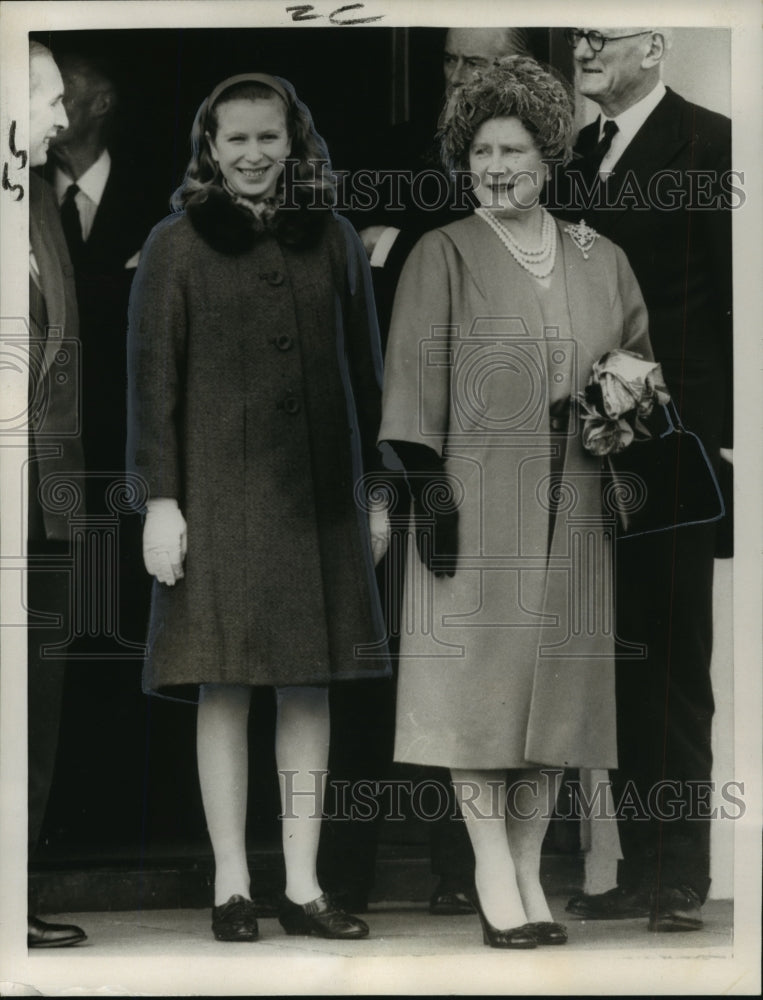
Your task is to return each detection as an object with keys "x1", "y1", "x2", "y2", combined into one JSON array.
[{"x1": 602, "y1": 400, "x2": 725, "y2": 538}]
